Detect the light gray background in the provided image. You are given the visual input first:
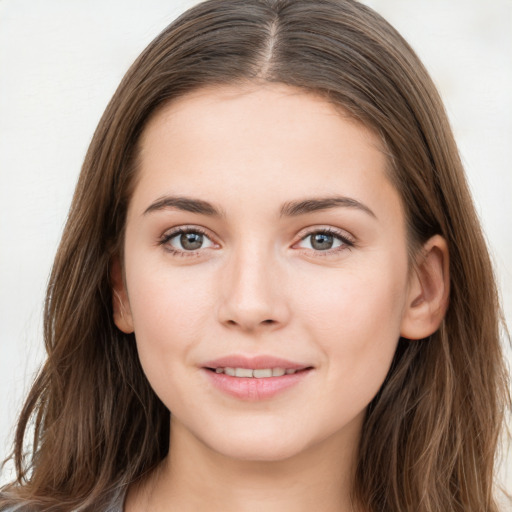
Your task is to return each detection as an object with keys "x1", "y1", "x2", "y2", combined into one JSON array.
[{"x1": 1, "y1": 0, "x2": 511, "y2": 494}]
